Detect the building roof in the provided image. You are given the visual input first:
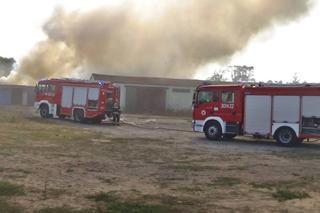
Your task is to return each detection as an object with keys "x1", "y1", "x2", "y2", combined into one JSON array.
[
  {"x1": 91, "y1": 73, "x2": 212, "y2": 88},
  {"x1": 0, "y1": 83, "x2": 34, "y2": 89}
]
